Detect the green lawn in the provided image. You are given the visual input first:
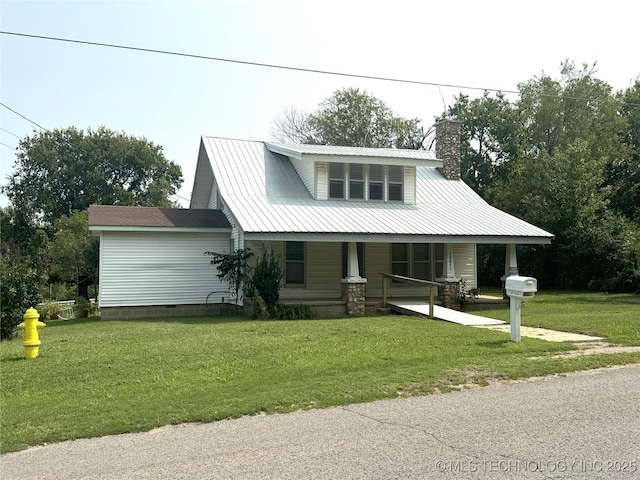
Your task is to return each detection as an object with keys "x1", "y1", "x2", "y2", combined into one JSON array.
[{"x1": 1, "y1": 291, "x2": 639, "y2": 453}]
